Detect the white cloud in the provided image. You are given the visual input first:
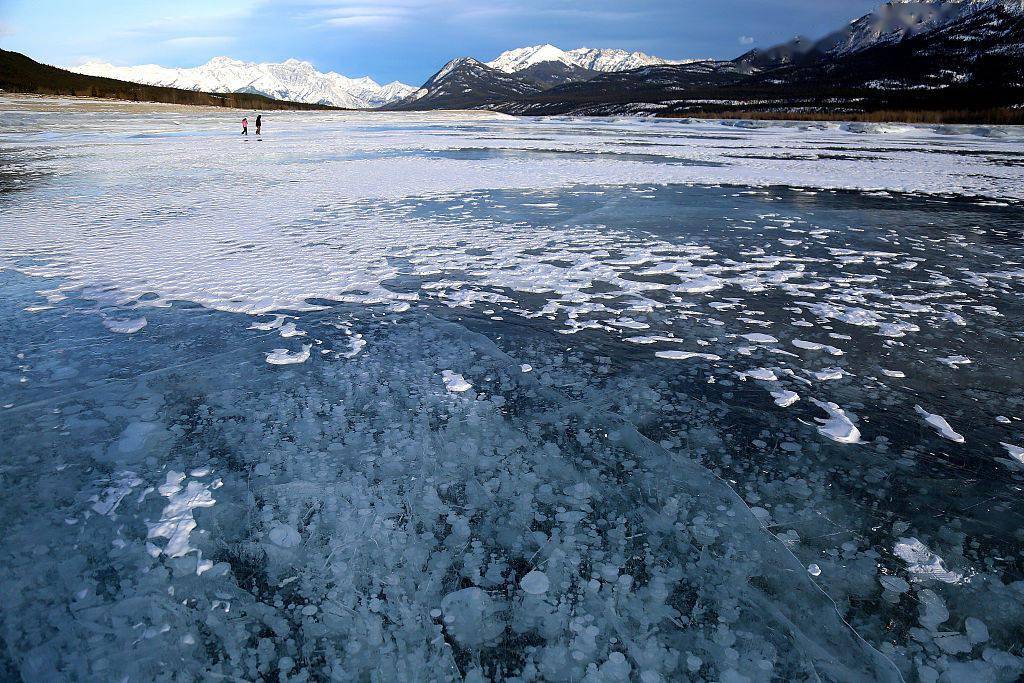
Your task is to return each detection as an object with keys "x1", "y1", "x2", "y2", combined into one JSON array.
[
  {"x1": 295, "y1": 0, "x2": 640, "y2": 32},
  {"x1": 162, "y1": 36, "x2": 236, "y2": 47},
  {"x1": 739, "y1": 35, "x2": 754, "y2": 45},
  {"x1": 315, "y1": 2, "x2": 413, "y2": 27},
  {"x1": 0, "y1": 21, "x2": 15, "y2": 38},
  {"x1": 324, "y1": 14, "x2": 401, "y2": 26}
]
